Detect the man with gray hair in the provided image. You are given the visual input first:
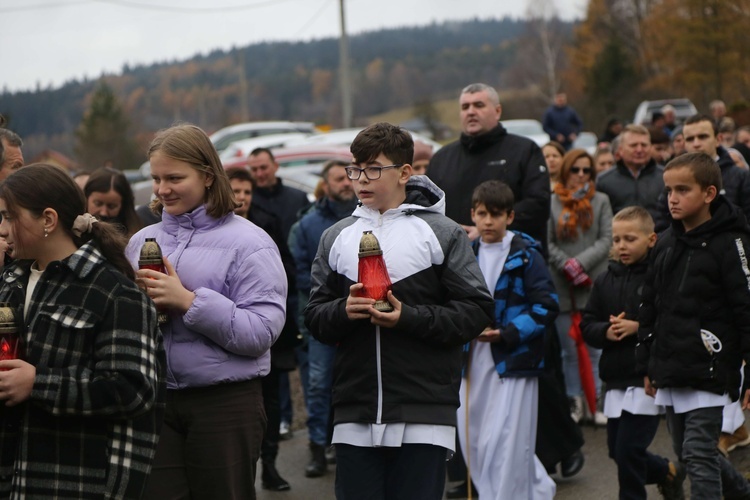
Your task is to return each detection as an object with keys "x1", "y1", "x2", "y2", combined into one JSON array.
[
  {"x1": 428, "y1": 84, "x2": 588, "y2": 496},
  {"x1": 0, "y1": 128, "x2": 23, "y2": 183},
  {"x1": 428, "y1": 83, "x2": 550, "y2": 251}
]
